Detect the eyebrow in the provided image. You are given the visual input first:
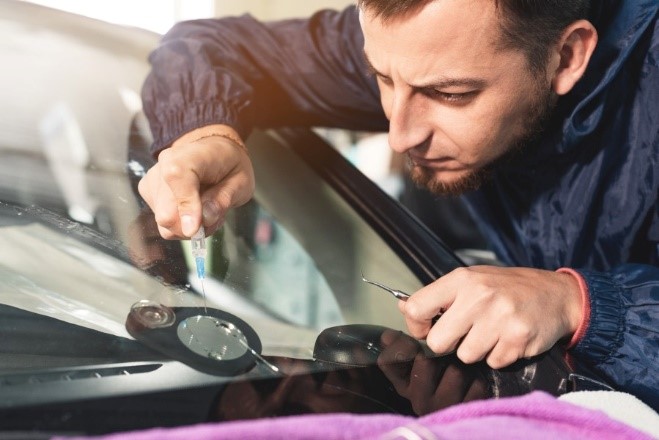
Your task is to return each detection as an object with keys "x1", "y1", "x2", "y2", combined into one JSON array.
[{"x1": 362, "y1": 50, "x2": 488, "y2": 90}]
